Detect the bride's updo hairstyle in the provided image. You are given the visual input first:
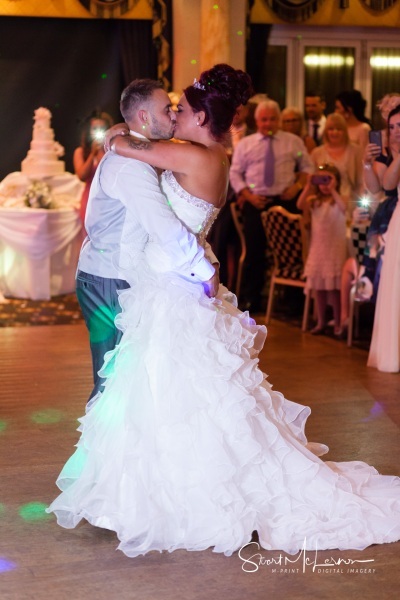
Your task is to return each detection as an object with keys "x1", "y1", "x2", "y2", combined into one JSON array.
[{"x1": 184, "y1": 64, "x2": 253, "y2": 141}]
